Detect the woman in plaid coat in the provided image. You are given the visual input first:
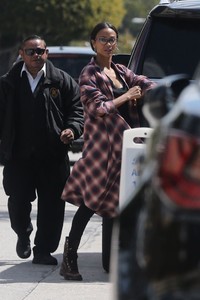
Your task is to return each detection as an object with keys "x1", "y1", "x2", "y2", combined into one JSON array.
[{"x1": 60, "y1": 22, "x2": 156, "y2": 281}]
